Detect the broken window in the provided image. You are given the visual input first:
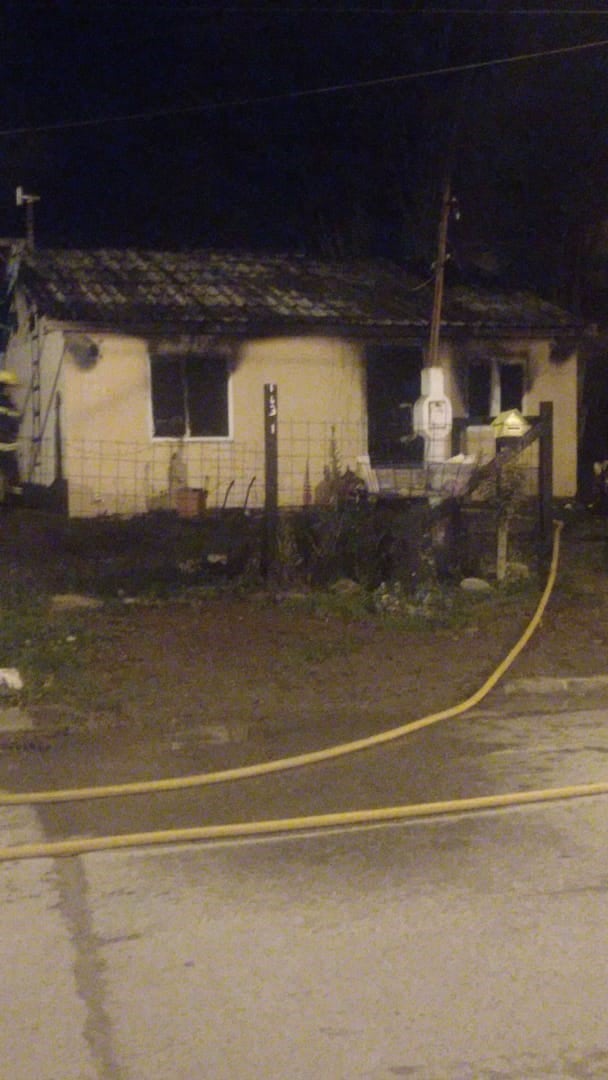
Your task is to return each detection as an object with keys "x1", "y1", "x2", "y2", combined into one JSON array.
[
  {"x1": 151, "y1": 353, "x2": 230, "y2": 438},
  {"x1": 467, "y1": 358, "x2": 525, "y2": 418},
  {"x1": 366, "y1": 345, "x2": 423, "y2": 463}
]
